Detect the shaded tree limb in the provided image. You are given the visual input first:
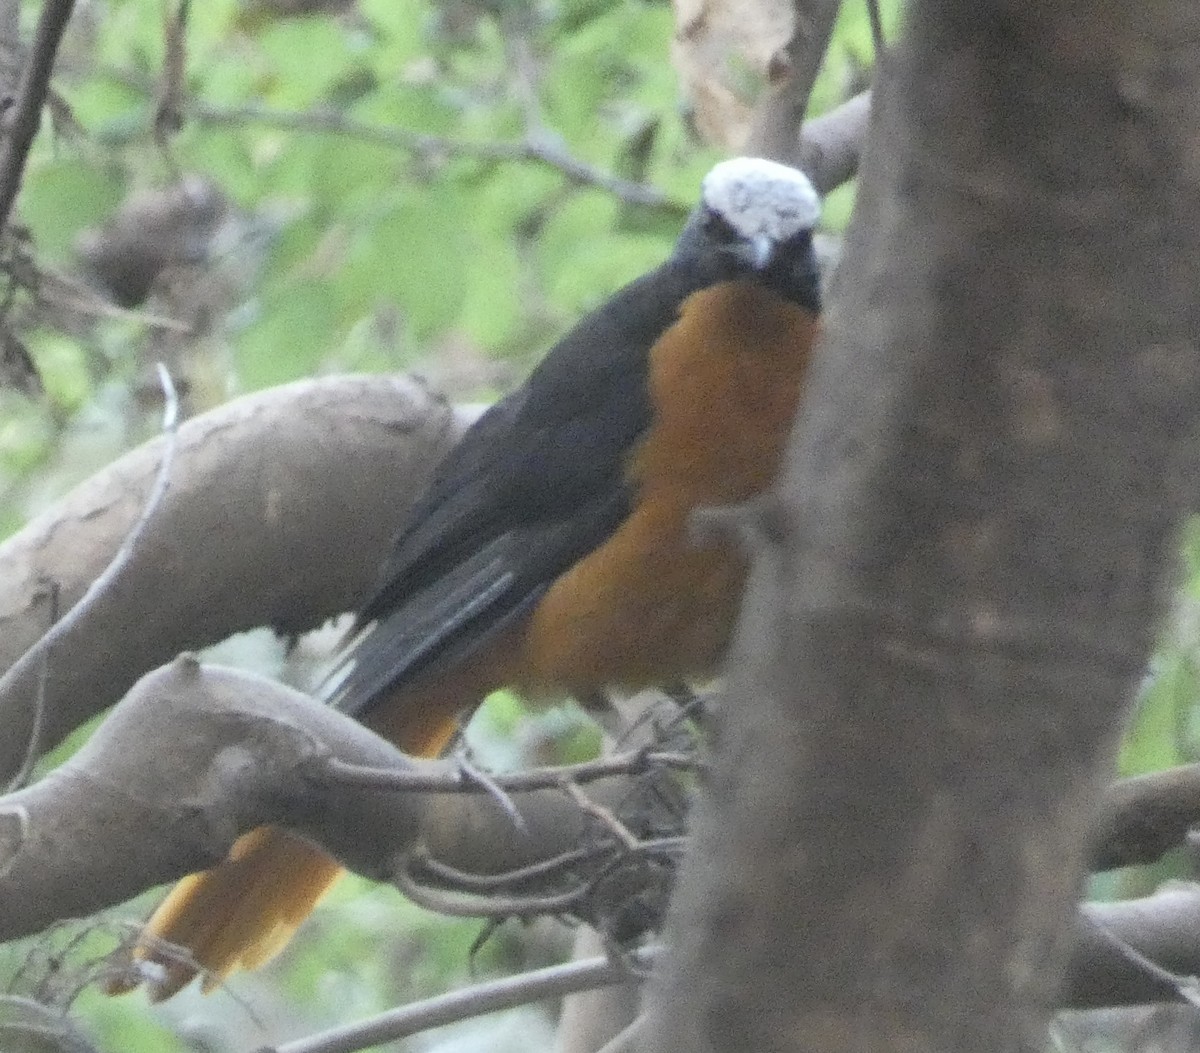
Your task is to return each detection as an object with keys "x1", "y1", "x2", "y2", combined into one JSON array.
[
  {"x1": 1069, "y1": 887, "x2": 1200, "y2": 1009},
  {"x1": 745, "y1": 0, "x2": 843, "y2": 162},
  {"x1": 258, "y1": 889, "x2": 1200, "y2": 1053},
  {"x1": 0, "y1": 661, "x2": 648, "y2": 949},
  {"x1": 1090, "y1": 763, "x2": 1200, "y2": 871},
  {"x1": 0, "y1": 373, "x2": 474, "y2": 782},
  {"x1": 258, "y1": 948, "x2": 658, "y2": 1053},
  {"x1": 4, "y1": 363, "x2": 180, "y2": 794},
  {"x1": 0, "y1": 658, "x2": 1195, "y2": 1019},
  {"x1": 0, "y1": 660, "x2": 430, "y2": 944},
  {"x1": 793, "y1": 90, "x2": 870, "y2": 195}
]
